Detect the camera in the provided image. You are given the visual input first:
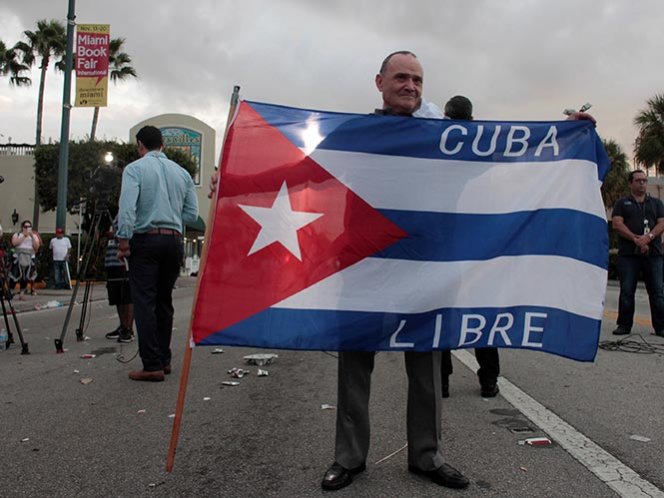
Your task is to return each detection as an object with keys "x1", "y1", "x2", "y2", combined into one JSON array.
[{"x1": 88, "y1": 163, "x2": 122, "y2": 212}]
